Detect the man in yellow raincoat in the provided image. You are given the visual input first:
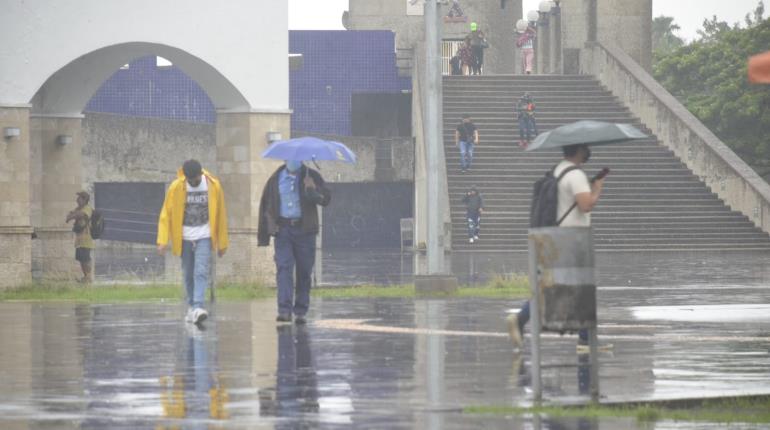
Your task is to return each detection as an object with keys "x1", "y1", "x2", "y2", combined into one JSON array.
[{"x1": 157, "y1": 160, "x2": 228, "y2": 325}]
